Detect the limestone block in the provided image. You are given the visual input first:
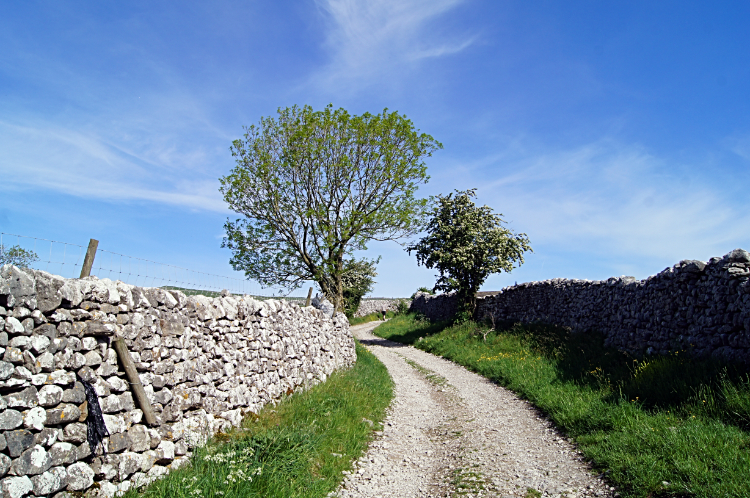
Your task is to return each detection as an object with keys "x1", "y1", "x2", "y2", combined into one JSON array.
[
  {"x1": 97, "y1": 481, "x2": 118, "y2": 498},
  {"x1": 154, "y1": 441, "x2": 175, "y2": 464},
  {"x1": 124, "y1": 409, "x2": 143, "y2": 426},
  {"x1": 30, "y1": 335, "x2": 51, "y2": 355},
  {"x1": 21, "y1": 351, "x2": 39, "y2": 374},
  {"x1": 96, "y1": 362, "x2": 118, "y2": 377},
  {"x1": 174, "y1": 439, "x2": 188, "y2": 456},
  {"x1": 74, "y1": 442, "x2": 91, "y2": 461},
  {"x1": 106, "y1": 376, "x2": 128, "y2": 392},
  {"x1": 3, "y1": 347, "x2": 23, "y2": 364},
  {"x1": 37, "y1": 351, "x2": 55, "y2": 372},
  {"x1": 0, "y1": 361, "x2": 13, "y2": 380},
  {"x1": 45, "y1": 404, "x2": 81, "y2": 425},
  {"x1": 0, "y1": 476, "x2": 33, "y2": 498},
  {"x1": 31, "y1": 374, "x2": 49, "y2": 387},
  {"x1": 103, "y1": 414, "x2": 127, "y2": 434},
  {"x1": 34, "y1": 427, "x2": 59, "y2": 447},
  {"x1": 65, "y1": 462, "x2": 94, "y2": 491},
  {"x1": 0, "y1": 454, "x2": 9, "y2": 478},
  {"x1": 10, "y1": 444, "x2": 52, "y2": 476},
  {"x1": 81, "y1": 337, "x2": 97, "y2": 351},
  {"x1": 48, "y1": 370, "x2": 76, "y2": 386},
  {"x1": 100, "y1": 394, "x2": 121, "y2": 413},
  {"x1": 4, "y1": 386, "x2": 37, "y2": 408},
  {"x1": 0, "y1": 409, "x2": 23, "y2": 430},
  {"x1": 143, "y1": 384, "x2": 155, "y2": 404},
  {"x1": 116, "y1": 282, "x2": 135, "y2": 309},
  {"x1": 107, "y1": 432, "x2": 131, "y2": 453},
  {"x1": 92, "y1": 377, "x2": 112, "y2": 396},
  {"x1": 30, "y1": 466, "x2": 67, "y2": 495},
  {"x1": 146, "y1": 464, "x2": 169, "y2": 483},
  {"x1": 38, "y1": 384, "x2": 63, "y2": 407},
  {"x1": 171, "y1": 456, "x2": 191, "y2": 470},
  {"x1": 147, "y1": 428, "x2": 161, "y2": 449},
  {"x1": 153, "y1": 387, "x2": 172, "y2": 405},
  {"x1": 117, "y1": 451, "x2": 141, "y2": 480},
  {"x1": 139, "y1": 450, "x2": 157, "y2": 472},
  {"x1": 66, "y1": 337, "x2": 81, "y2": 352},
  {"x1": 23, "y1": 406, "x2": 47, "y2": 431},
  {"x1": 92, "y1": 455, "x2": 118, "y2": 480},
  {"x1": 8, "y1": 337, "x2": 30, "y2": 350},
  {"x1": 119, "y1": 392, "x2": 135, "y2": 412},
  {"x1": 61, "y1": 382, "x2": 85, "y2": 404},
  {"x1": 60, "y1": 423, "x2": 87, "y2": 444},
  {"x1": 69, "y1": 352, "x2": 86, "y2": 369},
  {"x1": 48, "y1": 442, "x2": 75, "y2": 468},
  {"x1": 127, "y1": 425, "x2": 150, "y2": 452},
  {"x1": 58, "y1": 280, "x2": 84, "y2": 307}
]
